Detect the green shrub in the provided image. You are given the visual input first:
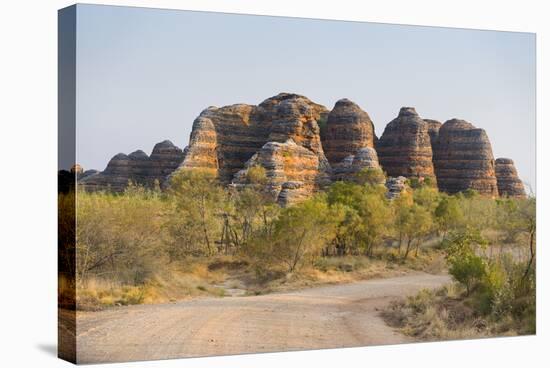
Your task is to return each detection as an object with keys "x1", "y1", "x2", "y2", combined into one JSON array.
[
  {"x1": 445, "y1": 230, "x2": 488, "y2": 295},
  {"x1": 449, "y1": 253, "x2": 486, "y2": 296},
  {"x1": 246, "y1": 165, "x2": 267, "y2": 185}
]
